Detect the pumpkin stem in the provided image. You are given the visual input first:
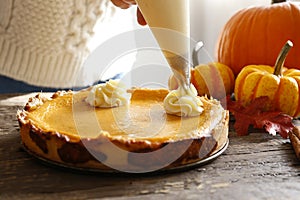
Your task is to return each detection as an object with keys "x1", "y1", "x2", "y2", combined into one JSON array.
[
  {"x1": 273, "y1": 40, "x2": 293, "y2": 76},
  {"x1": 271, "y1": 0, "x2": 286, "y2": 4}
]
